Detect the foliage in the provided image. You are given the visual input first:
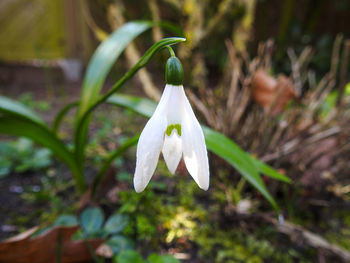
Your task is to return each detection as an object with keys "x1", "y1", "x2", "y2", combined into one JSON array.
[
  {"x1": 31, "y1": 206, "x2": 178, "y2": 261},
  {"x1": 33, "y1": 207, "x2": 131, "y2": 251},
  {"x1": 18, "y1": 93, "x2": 51, "y2": 111},
  {"x1": 0, "y1": 138, "x2": 52, "y2": 177},
  {"x1": 320, "y1": 83, "x2": 350, "y2": 118},
  {"x1": 118, "y1": 189, "x2": 160, "y2": 241},
  {"x1": 105, "y1": 173, "x2": 319, "y2": 262},
  {"x1": 115, "y1": 250, "x2": 180, "y2": 263},
  {"x1": 195, "y1": 226, "x2": 312, "y2": 263}
]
